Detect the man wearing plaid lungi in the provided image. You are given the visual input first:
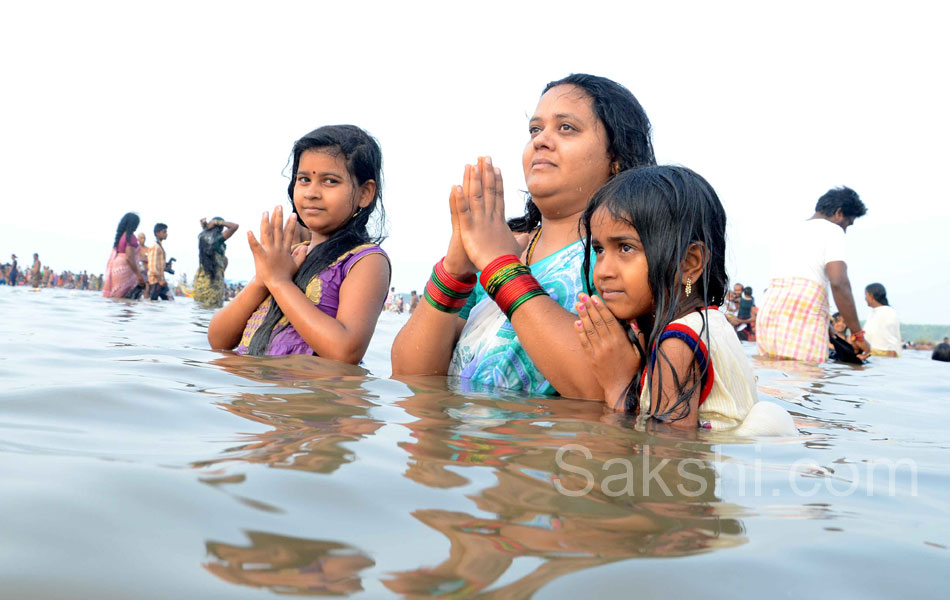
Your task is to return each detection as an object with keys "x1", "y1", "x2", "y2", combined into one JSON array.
[{"x1": 757, "y1": 187, "x2": 871, "y2": 362}]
